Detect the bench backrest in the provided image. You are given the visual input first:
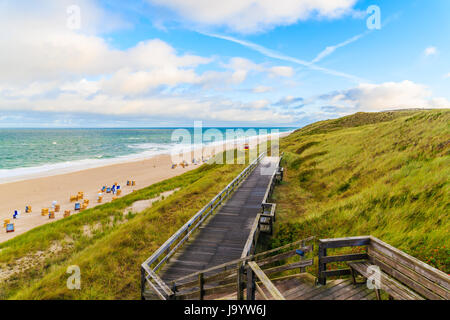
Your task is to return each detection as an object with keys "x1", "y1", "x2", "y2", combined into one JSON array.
[{"x1": 368, "y1": 236, "x2": 449, "y2": 300}]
